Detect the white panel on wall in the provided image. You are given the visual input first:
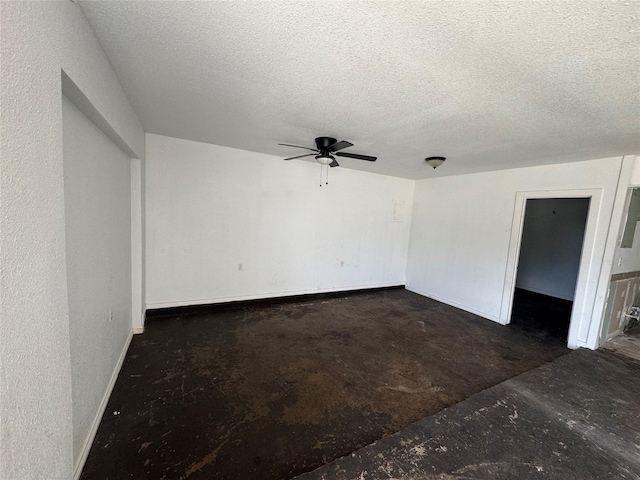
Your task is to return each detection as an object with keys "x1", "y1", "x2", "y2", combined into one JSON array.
[
  {"x1": 145, "y1": 134, "x2": 414, "y2": 308},
  {"x1": 63, "y1": 95, "x2": 132, "y2": 467},
  {"x1": 515, "y1": 198, "x2": 590, "y2": 301}
]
